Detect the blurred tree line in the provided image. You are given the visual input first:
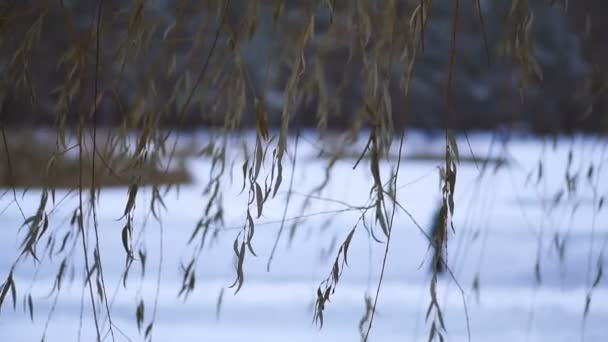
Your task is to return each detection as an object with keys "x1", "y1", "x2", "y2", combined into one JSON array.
[{"x1": 0, "y1": 0, "x2": 607, "y2": 134}]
